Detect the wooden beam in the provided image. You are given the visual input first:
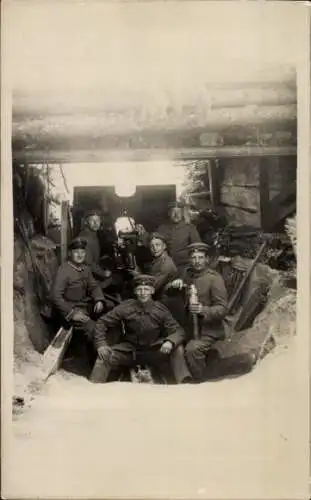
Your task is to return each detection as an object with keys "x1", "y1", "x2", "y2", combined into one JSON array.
[
  {"x1": 259, "y1": 158, "x2": 270, "y2": 231},
  {"x1": 13, "y1": 146, "x2": 297, "y2": 164}
]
